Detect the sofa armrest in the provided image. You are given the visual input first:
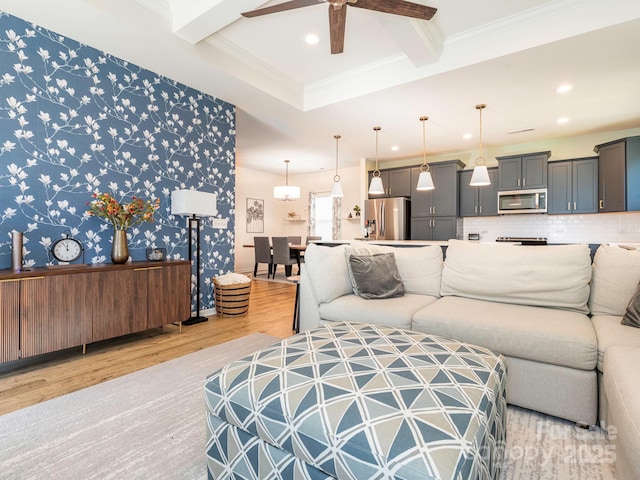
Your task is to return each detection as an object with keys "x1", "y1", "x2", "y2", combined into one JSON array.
[{"x1": 299, "y1": 264, "x2": 321, "y2": 332}]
